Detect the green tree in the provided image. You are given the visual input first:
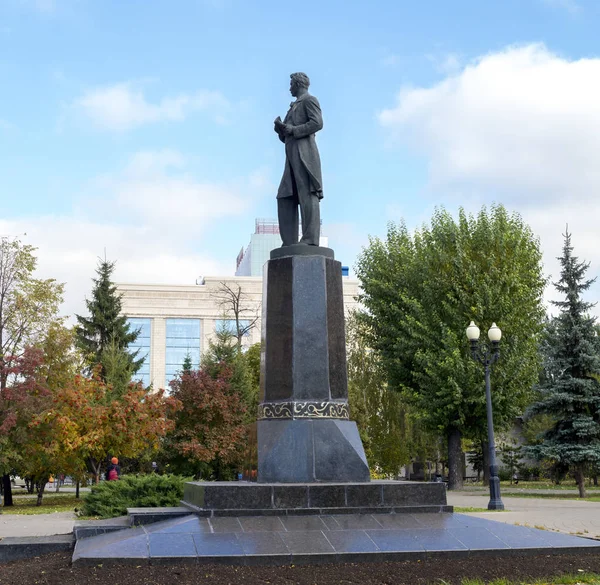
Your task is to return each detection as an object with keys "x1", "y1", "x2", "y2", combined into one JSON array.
[
  {"x1": 0, "y1": 237, "x2": 63, "y2": 505},
  {"x1": 526, "y1": 230, "x2": 600, "y2": 497},
  {"x1": 346, "y1": 313, "x2": 410, "y2": 477},
  {"x1": 181, "y1": 352, "x2": 193, "y2": 374},
  {"x1": 355, "y1": 205, "x2": 546, "y2": 489},
  {"x1": 202, "y1": 326, "x2": 257, "y2": 422},
  {"x1": 75, "y1": 258, "x2": 143, "y2": 382}
]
